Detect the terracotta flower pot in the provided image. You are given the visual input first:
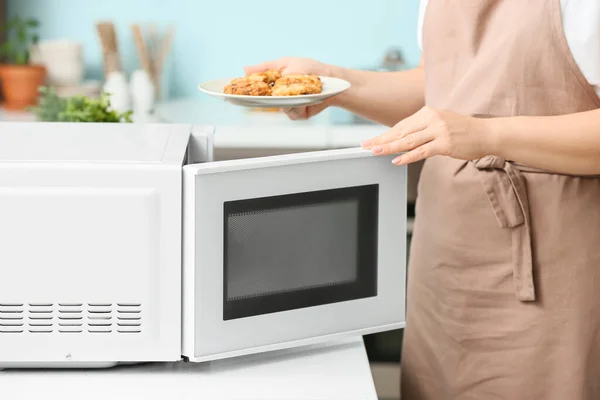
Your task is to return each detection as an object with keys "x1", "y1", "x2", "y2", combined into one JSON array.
[{"x1": 0, "y1": 64, "x2": 47, "y2": 111}]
